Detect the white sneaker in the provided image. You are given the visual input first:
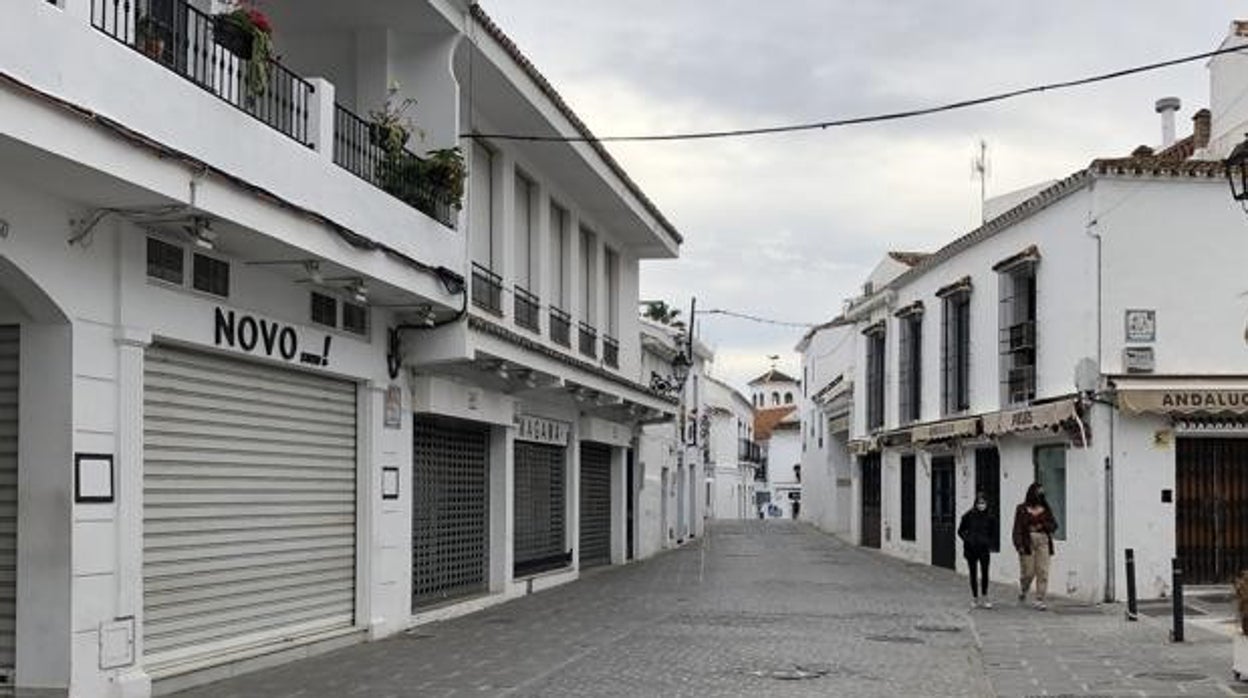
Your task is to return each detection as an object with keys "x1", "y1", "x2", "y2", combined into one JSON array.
[
  {"x1": 982, "y1": 599, "x2": 994, "y2": 609},
  {"x1": 971, "y1": 599, "x2": 980, "y2": 609},
  {"x1": 1032, "y1": 600, "x2": 1047, "y2": 611}
]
